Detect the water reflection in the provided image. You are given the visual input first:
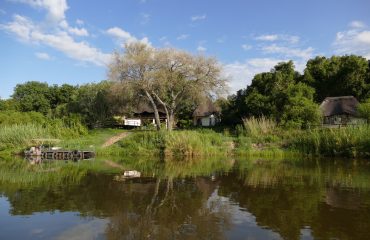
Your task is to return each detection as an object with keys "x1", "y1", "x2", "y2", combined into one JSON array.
[{"x1": 0, "y1": 157, "x2": 370, "y2": 239}]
